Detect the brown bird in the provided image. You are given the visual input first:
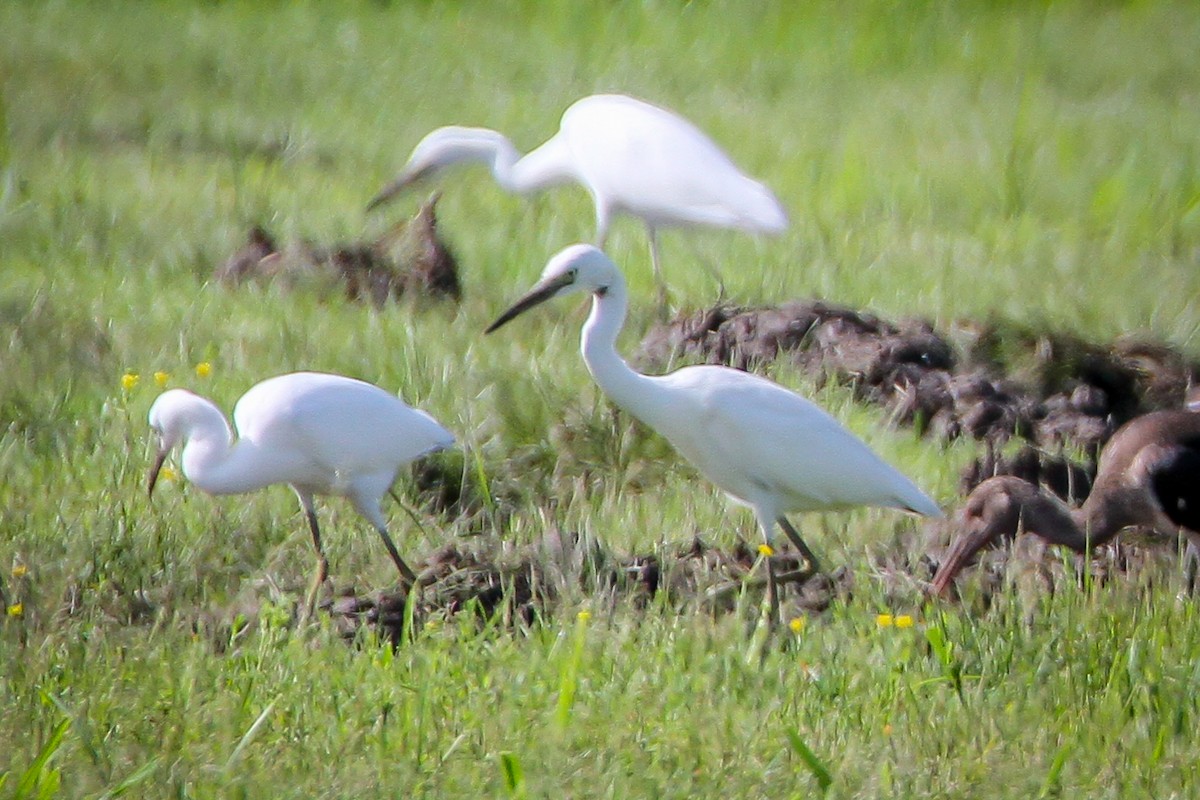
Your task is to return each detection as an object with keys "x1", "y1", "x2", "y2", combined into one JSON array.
[{"x1": 931, "y1": 406, "x2": 1200, "y2": 596}]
